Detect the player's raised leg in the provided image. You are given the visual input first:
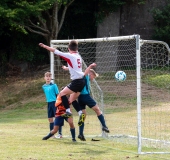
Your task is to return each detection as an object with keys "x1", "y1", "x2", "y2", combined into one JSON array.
[{"x1": 60, "y1": 86, "x2": 74, "y2": 117}]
